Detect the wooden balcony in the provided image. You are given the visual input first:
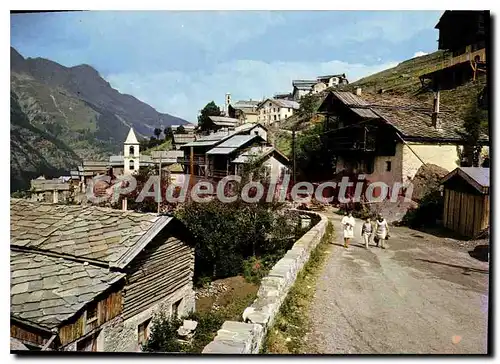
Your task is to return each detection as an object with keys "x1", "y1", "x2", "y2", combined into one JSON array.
[{"x1": 420, "y1": 47, "x2": 486, "y2": 78}]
